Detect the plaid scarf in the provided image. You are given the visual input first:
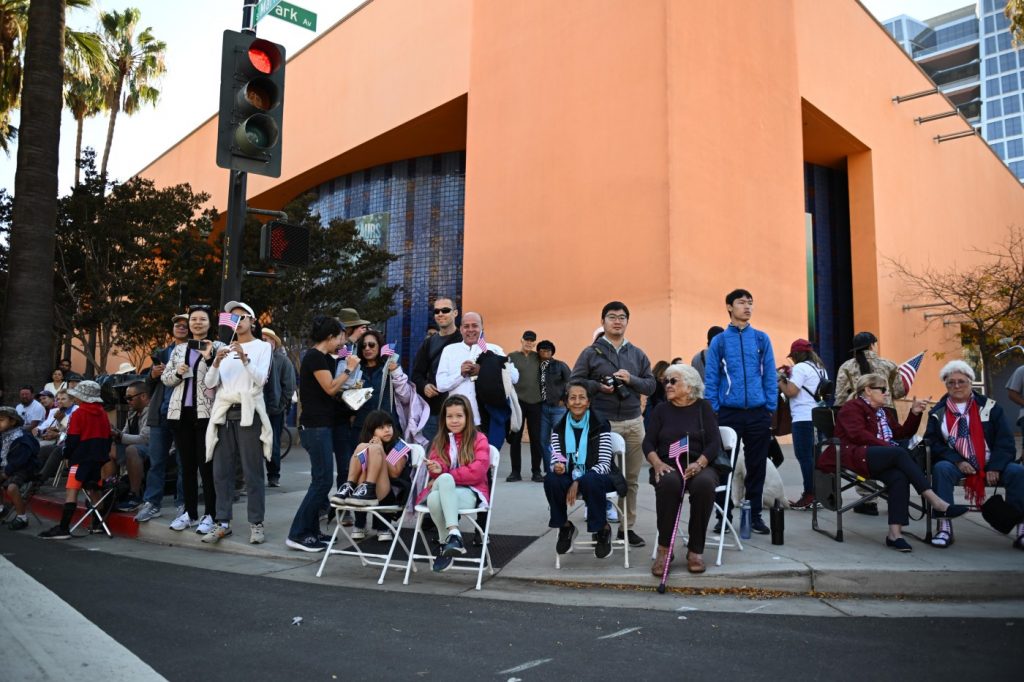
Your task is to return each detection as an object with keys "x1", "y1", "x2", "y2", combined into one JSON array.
[
  {"x1": 944, "y1": 396, "x2": 987, "y2": 505},
  {"x1": 0, "y1": 427, "x2": 22, "y2": 467},
  {"x1": 861, "y1": 396, "x2": 894, "y2": 444}
]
